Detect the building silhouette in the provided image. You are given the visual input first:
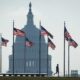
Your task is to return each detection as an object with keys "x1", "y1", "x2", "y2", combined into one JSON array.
[{"x1": 8, "y1": 2, "x2": 52, "y2": 76}]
